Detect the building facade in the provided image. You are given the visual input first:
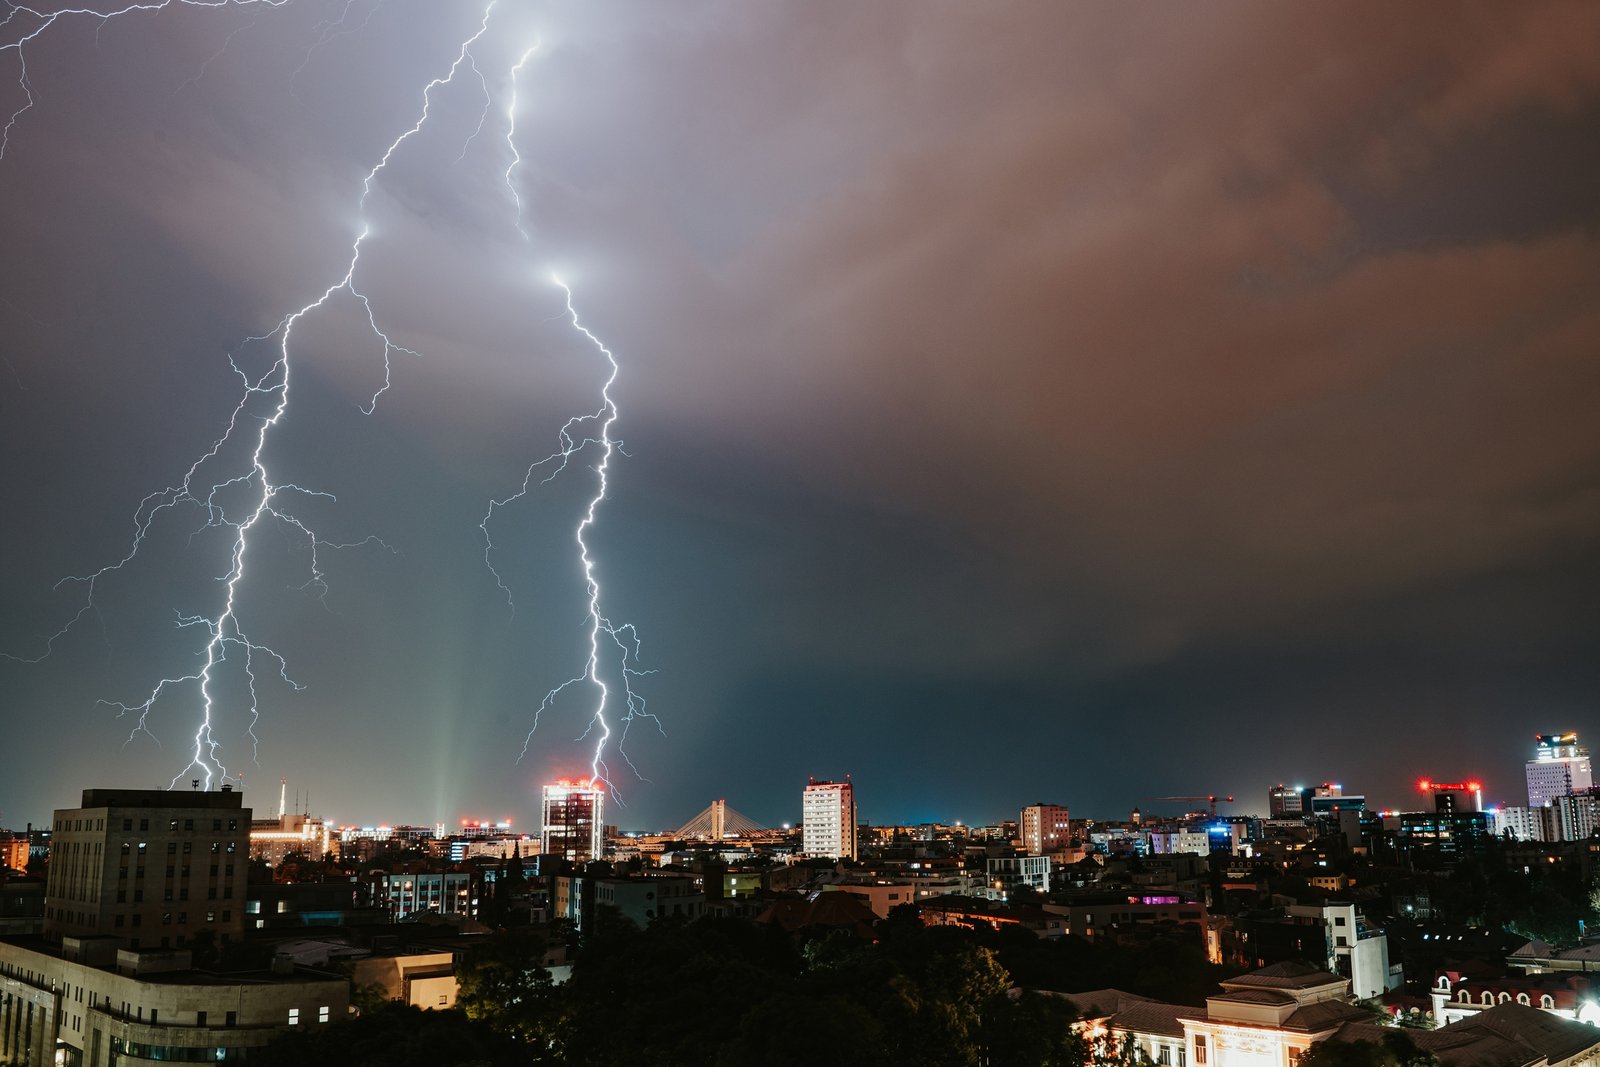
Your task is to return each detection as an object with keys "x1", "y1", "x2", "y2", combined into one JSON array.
[
  {"x1": 802, "y1": 779, "x2": 857, "y2": 861},
  {"x1": 43, "y1": 788, "x2": 250, "y2": 952},
  {"x1": 0, "y1": 937, "x2": 347, "y2": 1067},
  {"x1": 1528, "y1": 734, "x2": 1592, "y2": 810},
  {"x1": 1021, "y1": 804, "x2": 1071, "y2": 856},
  {"x1": 248, "y1": 813, "x2": 330, "y2": 869},
  {"x1": 540, "y1": 781, "x2": 604, "y2": 866}
]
